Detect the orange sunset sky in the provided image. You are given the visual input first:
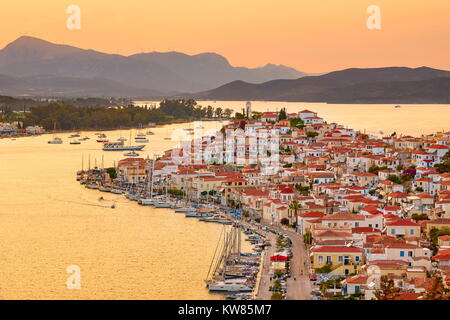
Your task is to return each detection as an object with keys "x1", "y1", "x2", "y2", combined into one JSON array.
[{"x1": 1, "y1": 0, "x2": 449, "y2": 73}]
